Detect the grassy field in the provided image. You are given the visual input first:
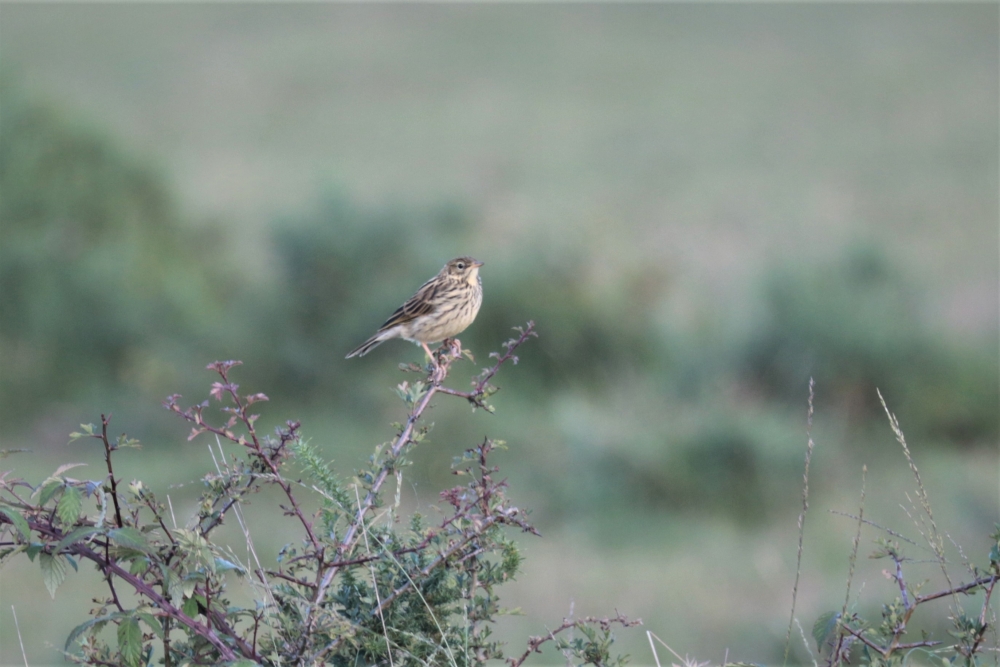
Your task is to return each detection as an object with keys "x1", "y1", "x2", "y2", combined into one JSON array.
[{"x1": 1, "y1": 4, "x2": 997, "y2": 665}]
